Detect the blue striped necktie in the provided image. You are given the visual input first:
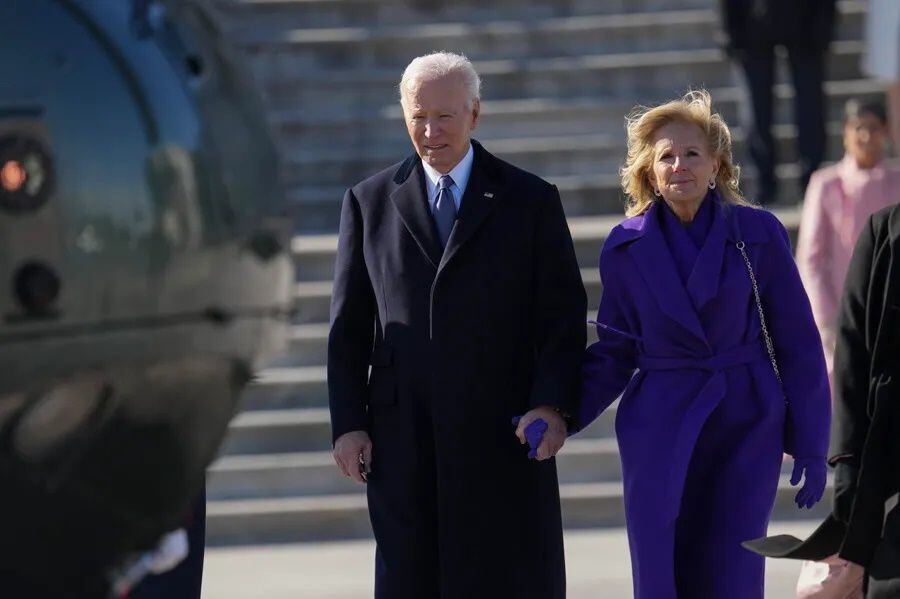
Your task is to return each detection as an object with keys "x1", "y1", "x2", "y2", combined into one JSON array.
[{"x1": 434, "y1": 174, "x2": 457, "y2": 248}]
